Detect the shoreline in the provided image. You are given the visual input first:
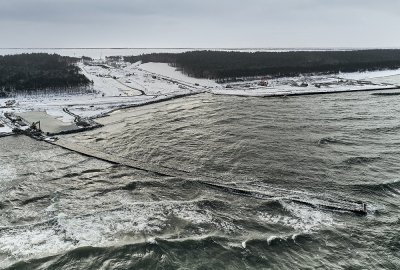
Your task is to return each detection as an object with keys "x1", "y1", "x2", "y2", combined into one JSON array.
[
  {"x1": 1, "y1": 85, "x2": 399, "y2": 138},
  {"x1": 212, "y1": 86, "x2": 400, "y2": 98},
  {"x1": 1, "y1": 60, "x2": 400, "y2": 137}
]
